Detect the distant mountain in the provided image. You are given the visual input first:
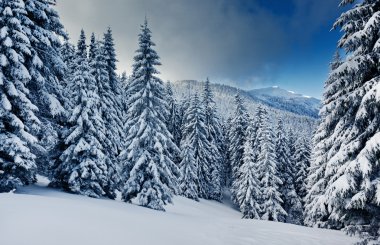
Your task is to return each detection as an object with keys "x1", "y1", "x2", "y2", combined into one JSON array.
[
  {"x1": 248, "y1": 86, "x2": 321, "y2": 118},
  {"x1": 171, "y1": 80, "x2": 319, "y2": 137}
]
